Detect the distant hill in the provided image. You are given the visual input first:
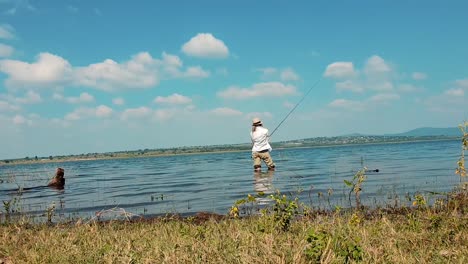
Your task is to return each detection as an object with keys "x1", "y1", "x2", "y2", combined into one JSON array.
[{"x1": 386, "y1": 127, "x2": 460, "y2": 137}]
